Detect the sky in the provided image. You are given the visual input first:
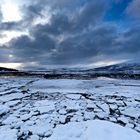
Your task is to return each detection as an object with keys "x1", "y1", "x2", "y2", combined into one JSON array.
[{"x1": 0, "y1": 0, "x2": 140, "y2": 70}]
